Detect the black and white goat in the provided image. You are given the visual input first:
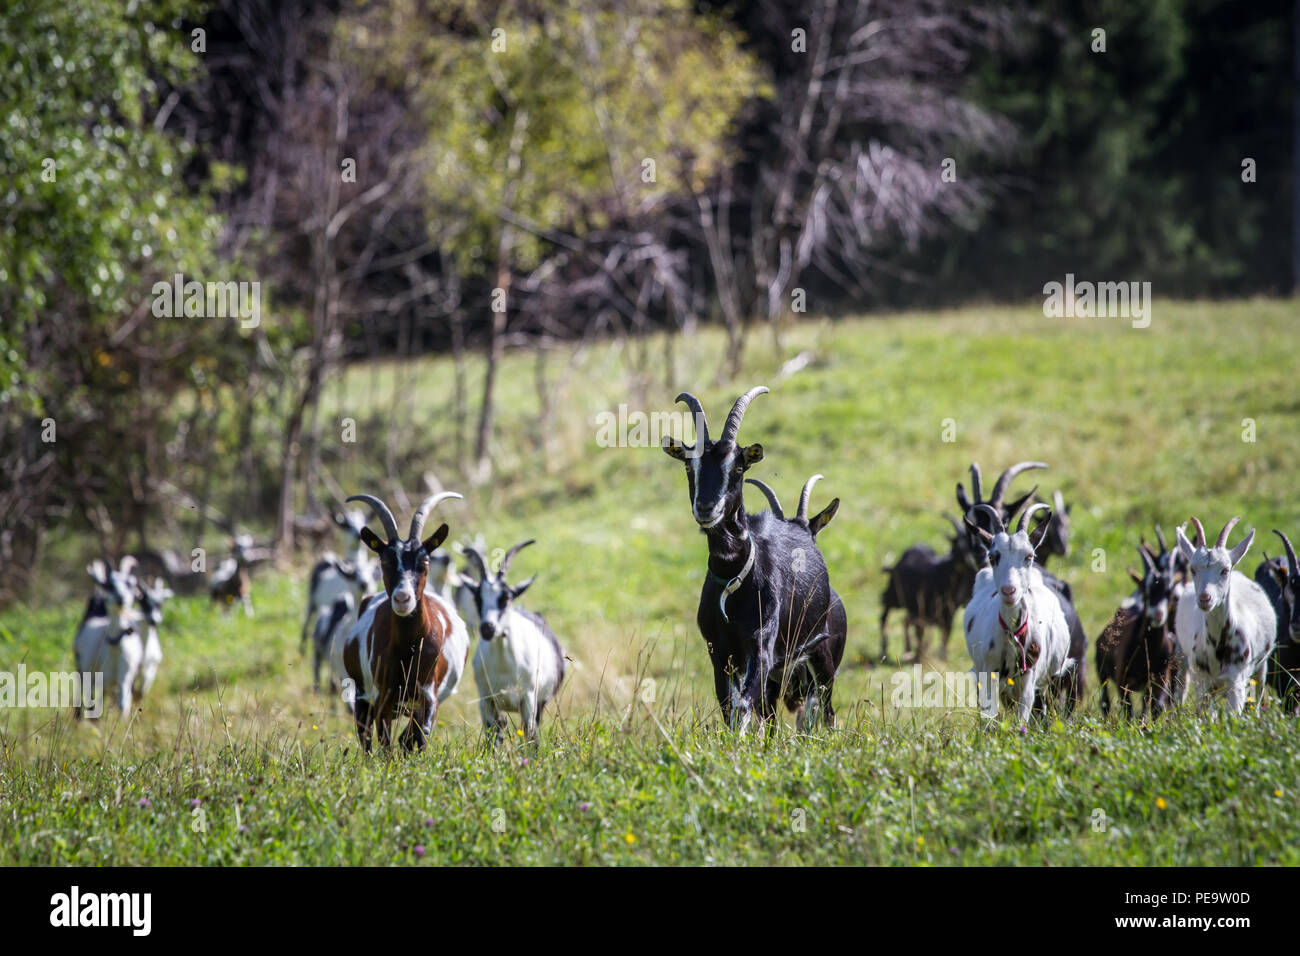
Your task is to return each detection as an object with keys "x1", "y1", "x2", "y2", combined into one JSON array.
[
  {"x1": 663, "y1": 387, "x2": 843, "y2": 732},
  {"x1": 132, "y1": 577, "x2": 171, "y2": 705},
  {"x1": 956, "y1": 462, "x2": 1088, "y2": 713},
  {"x1": 1096, "y1": 540, "x2": 1178, "y2": 719},
  {"x1": 74, "y1": 557, "x2": 162, "y2": 717},
  {"x1": 879, "y1": 516, "x2": 980, "y2": 663},
  {"x1": 1173, "y1": 517, "x2": 1276, "y2": 715},
  {"x1": 210, "y1": 534, "x2": 269, "y2": 616},
  {"x1": 461, "y1": 540, "x2": 566, "y2": 743},
  {"x1": 963, "y1": 504, "x2": 1074, "y2": 726},
  {"x1": 1254, "y1": 529, "x2": 1300, "y2": 712},
  {"x1": 300, "y1": 509, "x2": 381, "y2": 660}
]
